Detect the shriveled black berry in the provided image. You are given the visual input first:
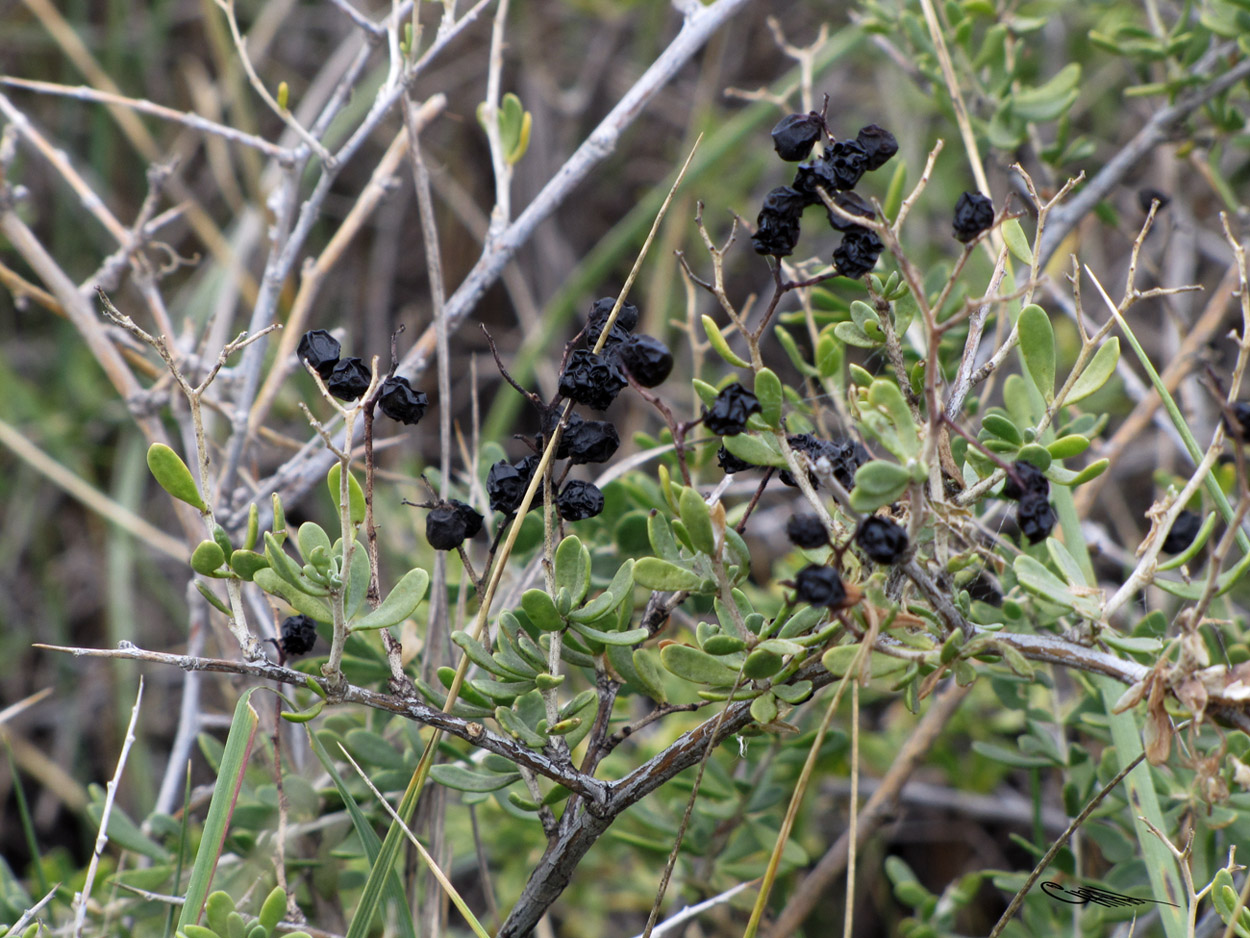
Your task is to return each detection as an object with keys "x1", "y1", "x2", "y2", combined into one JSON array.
[
  {"x1": 751, "y1": 211, "x2": 802, "y2": 257},
  {"x1": 953, "y1": 192, "x2": 995, "y2": 243},
  {"x1": 280, "y1": 614, "x2": 318, "y2": 656},
  {"x1": 1002, "y1": 460, "x2": 1049, "y2": 501},
  {"x1": 856, "y1": 515, "x2": 908, "y2": 564},
  {"x1": 1138, "y1": 188, "x2": 1171, "y2": 214},
  {"x1": 786, "y1": 514, "x2": 828, "y2": 549},
  {"x1": 1017, "y1": 493, "x2": 1056, "y2": 544},
  {"x1": 298, "y1": 330, "x2": 341, "y2": 379},
  {"x1": 833, "y1": 226, "x2": 884, "y2": 279},
  {"x1": 377, "y1": 375, "x2": 429, "y2": 425},
  {"x1": 426, "y1": 504, "x2": 469, "y2": 551},
  {"x1": 1225, "y1": 402, "x2": 1250, "y2": 441},
  {"x1": 965, "y1": 571, "x2": 1003, "y2": 607},
  {"x1": 780, "y1": 434, "x2": 869, "y2": 490},
  {"x1": 586, "y1": 297, "x2": 640, "y2": 347},
  {"x1": 487, "y1": 458, "x2": 539, "y2": 515},
  {"x1": 452, "y1": 499, "x2": 484, "y2": 539},
  {"x1": 556, "y1": 480, "x2": 604, "y2": 521},
  {"x1": 703, "y1": 383, "x2": 761, "y2": 436},
  {"x1": 771, "y1": 113, "x2": 823, "y2": 162},
  {"x1": 326, "y1": 357, "x2": 371, "y2": 401},
  {"x1": 826, "y1": 190, "x2": 876, "y2": 232},
  {"x1": 794, "y1": 142, "x2": 868, "y2": 198},
  {"x1": 558, "y1": 349, "x2": 627, "y2": 411},
  {"x1": 565, "y1": 419, "x2": 620, "y2": 465},
  {"x1": 856, "y1": 124, "x2": 899, "y2": 171},
  {"x1": 617, "y1": 334, "x2": 673, "y2": 387},
  {"x1": 541, "y1": 408, "x2": 582, "y2": 459},
  {"x1": 793, "y1": 564, "x2": 847, "y2": 607},
  {"x1": 1161, "y1": 509, "x2": 1201, "y2": 554},
  {"x1": 717, "y1": 445, "x2": 755, "y2": 474}
]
